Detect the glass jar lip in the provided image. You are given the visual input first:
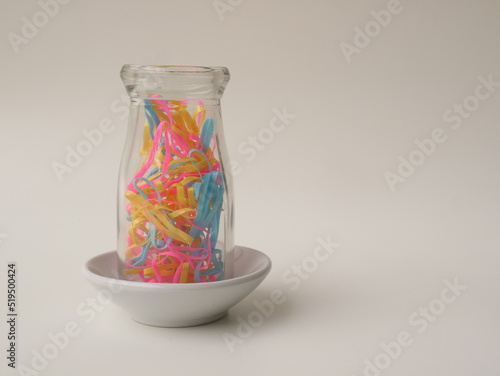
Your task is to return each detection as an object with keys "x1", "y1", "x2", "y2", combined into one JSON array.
[
  {"x1": 122, "y1": 65, "x2": 228, "y2": 75},
  {"x1": 121, "y1": 65, "x2": 230, "y2": 100}
]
